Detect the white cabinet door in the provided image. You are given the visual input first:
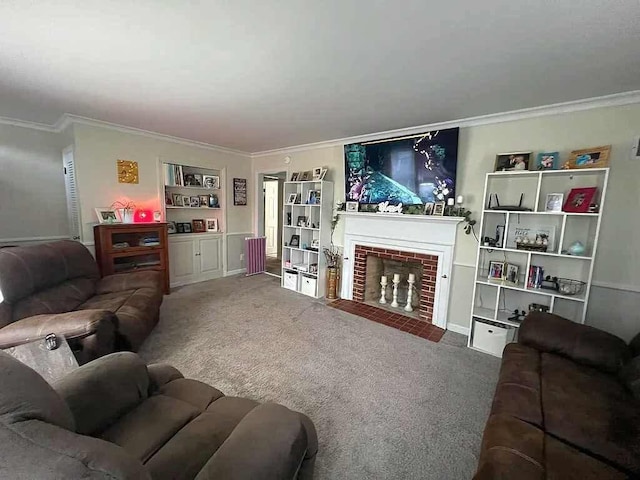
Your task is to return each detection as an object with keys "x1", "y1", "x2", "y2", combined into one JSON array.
[
  {"x1": 169, "y1": 238, "x2": 197, "y2": 286},
  {"x1": 198, "y1": 236, "x2": 223, "y2": 279}
]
